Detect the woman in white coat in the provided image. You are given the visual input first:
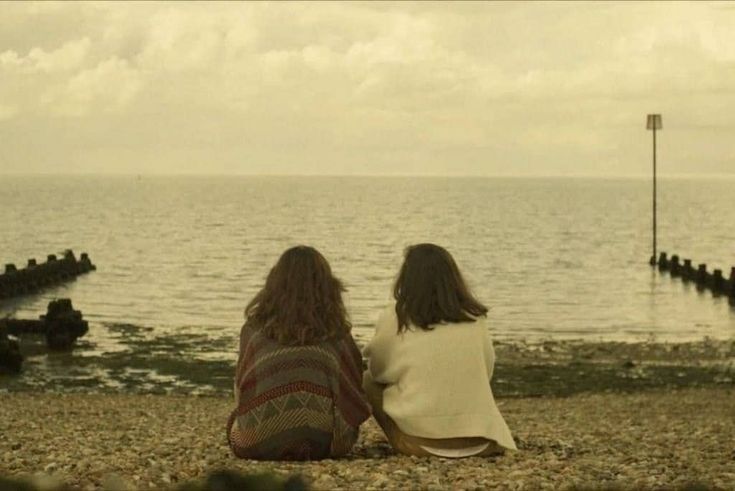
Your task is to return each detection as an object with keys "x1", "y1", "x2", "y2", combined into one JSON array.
[{"x1": 363, "y1": 243, "x2": 516, "y2": 458}]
